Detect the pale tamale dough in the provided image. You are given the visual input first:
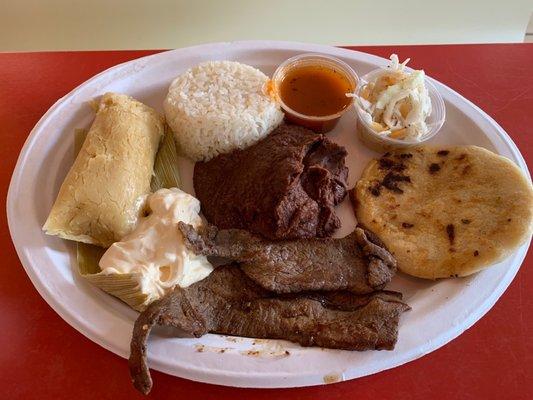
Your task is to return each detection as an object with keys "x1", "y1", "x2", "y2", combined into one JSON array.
[{"x1": 43, "y1": 93, "x2": 164, "y2": 247}]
